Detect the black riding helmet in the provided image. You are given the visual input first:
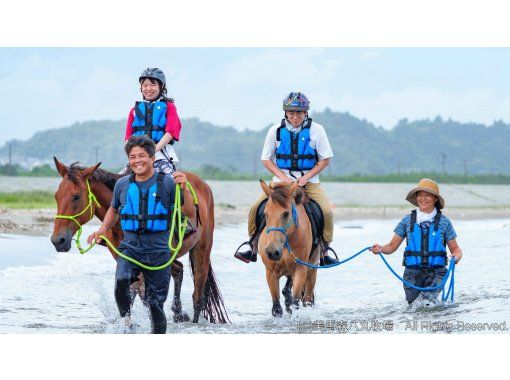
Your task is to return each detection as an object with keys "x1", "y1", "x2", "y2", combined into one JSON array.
[{"x1": 139, "y1": 67, "x2": 166, "y2": 86}]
